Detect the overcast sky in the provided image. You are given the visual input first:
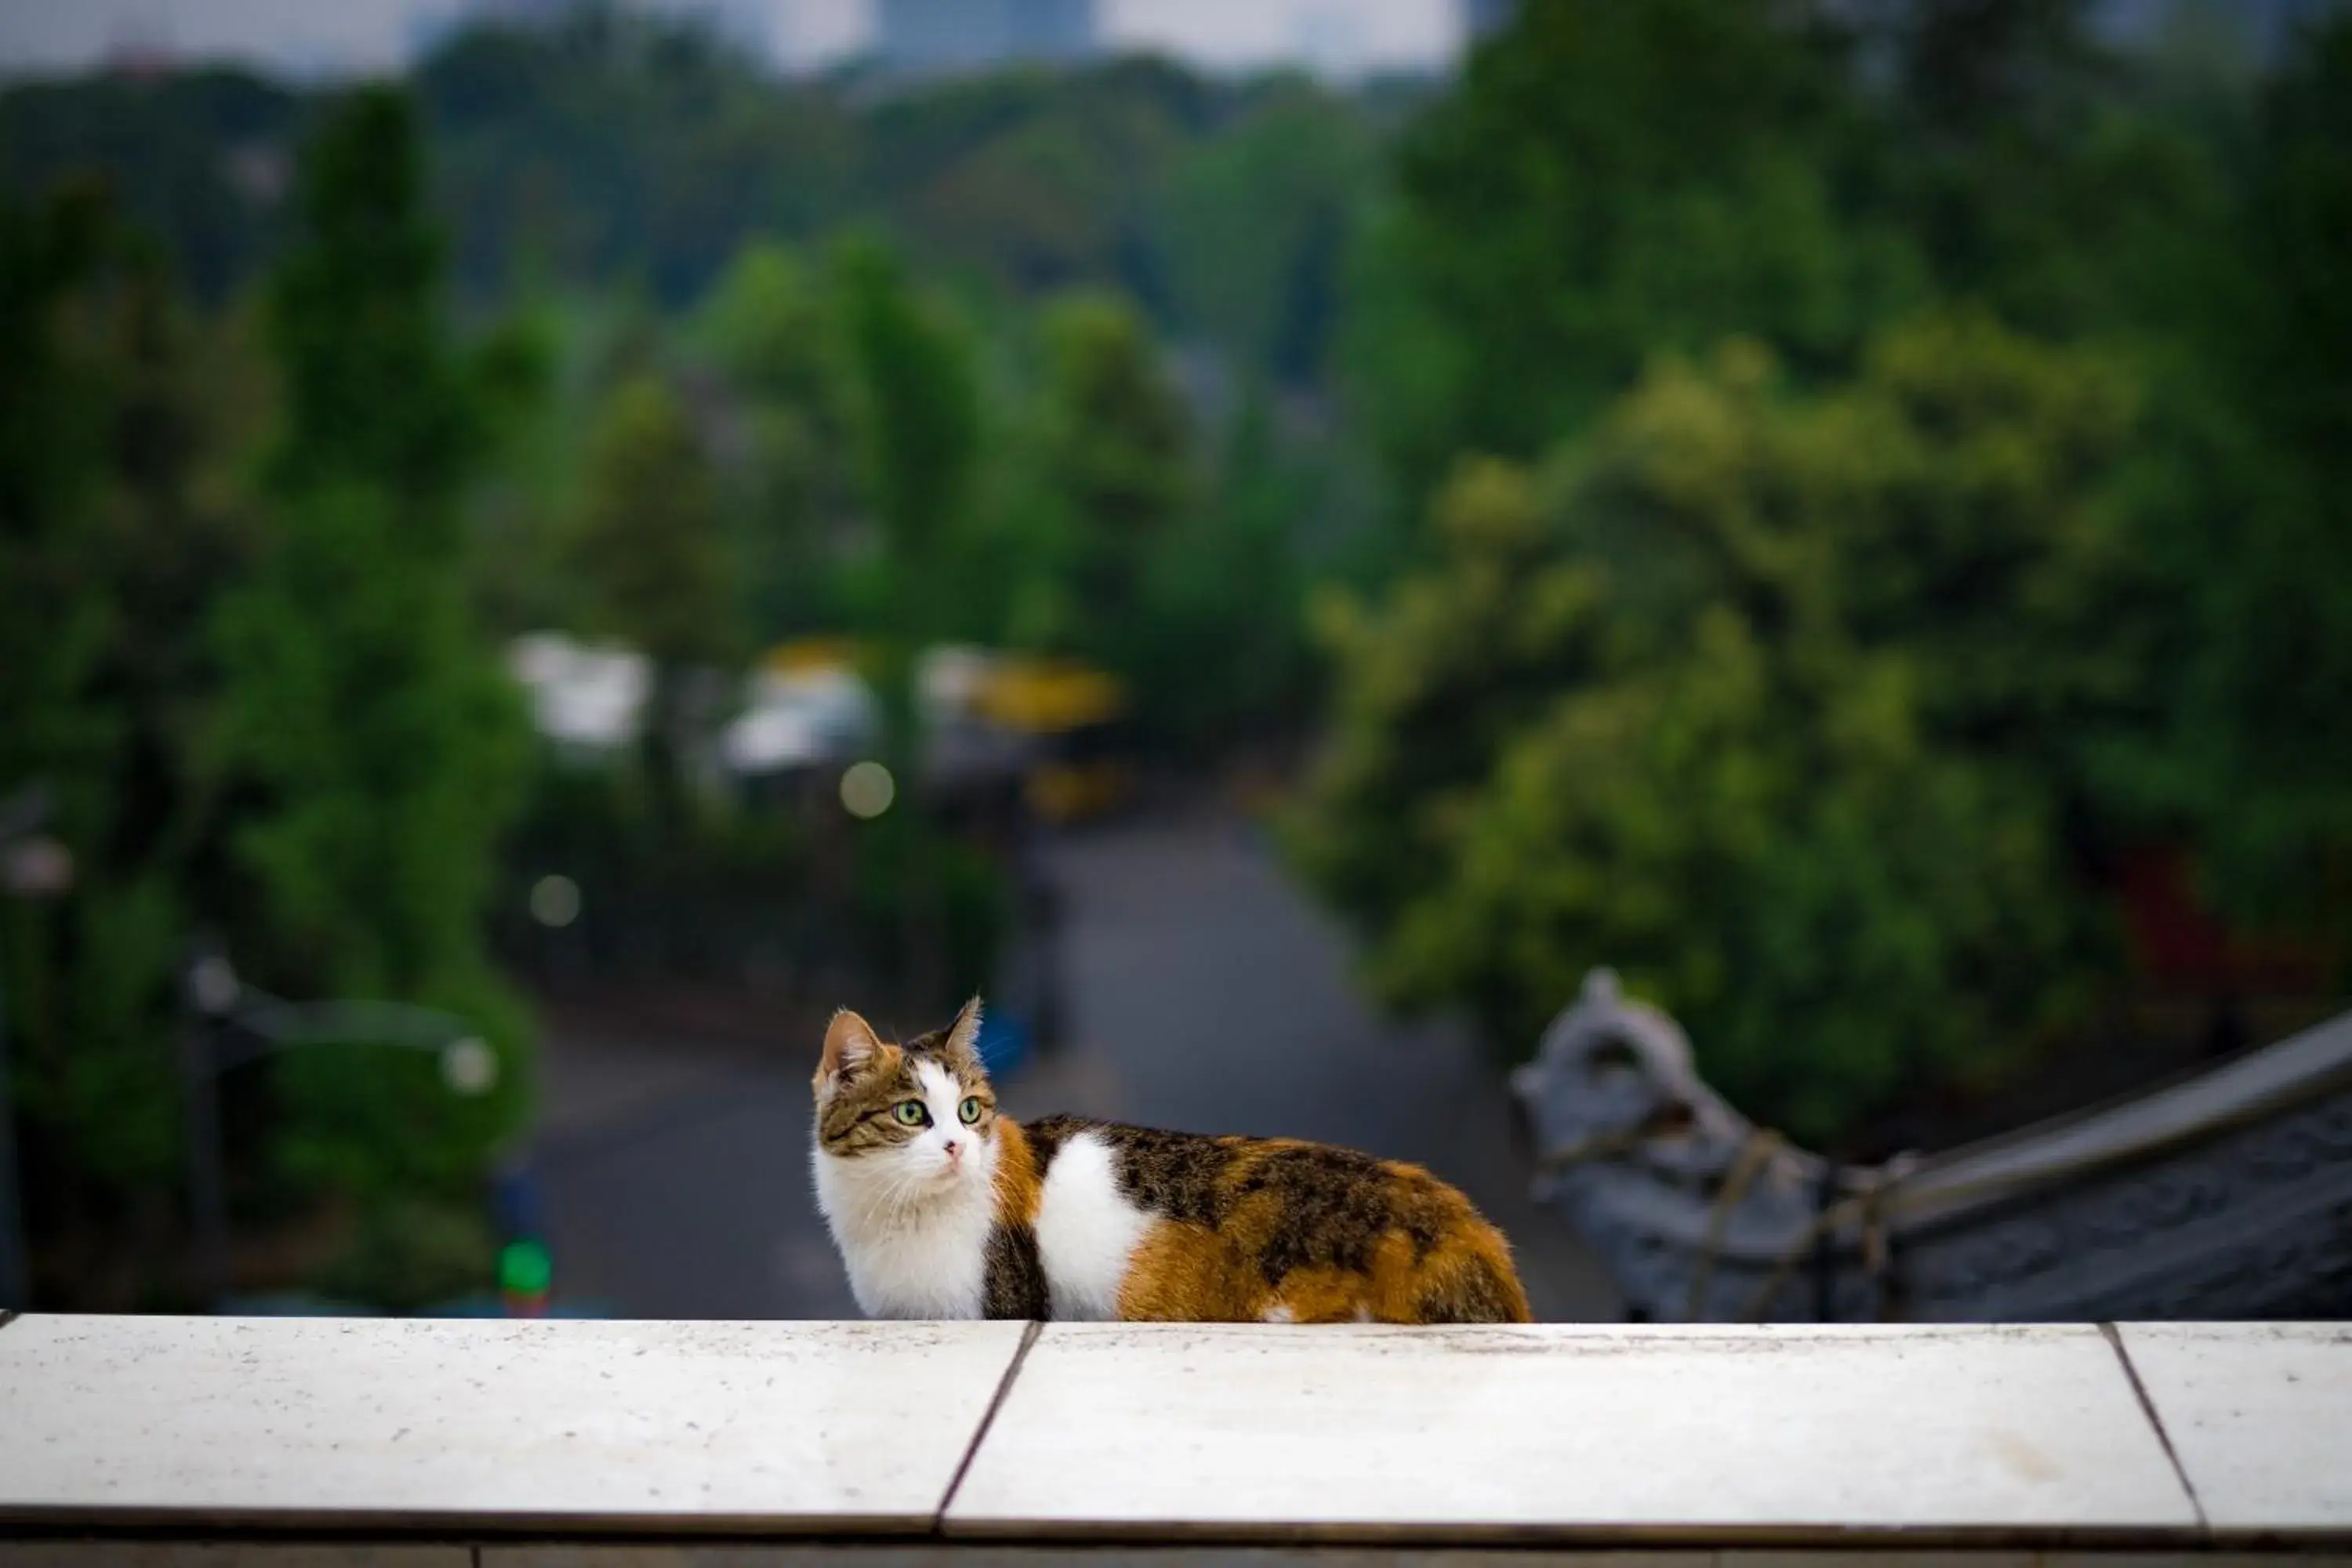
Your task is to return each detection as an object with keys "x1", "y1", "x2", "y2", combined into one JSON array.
[{"x1": 0, "y1": 0, "x2": 1464, "y2": 78}]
